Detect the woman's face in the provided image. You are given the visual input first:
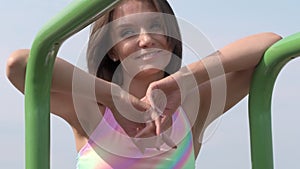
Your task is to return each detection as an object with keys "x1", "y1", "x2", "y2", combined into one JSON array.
[{"x1": 110, "y1": 0, "x2": 172, "y2": 78}]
